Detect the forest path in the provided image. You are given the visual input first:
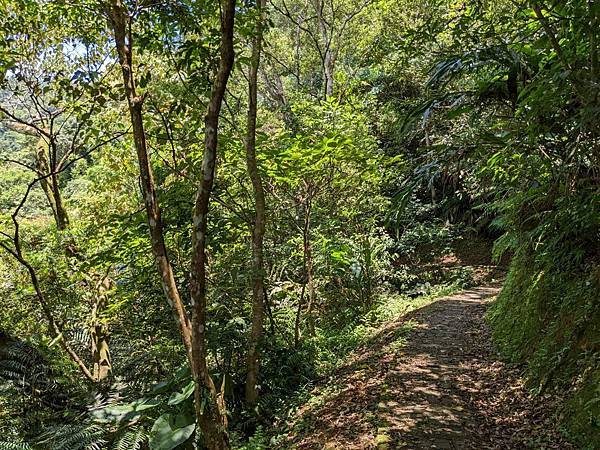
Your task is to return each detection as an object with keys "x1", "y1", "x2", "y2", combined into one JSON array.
[{"x1": 288, "y1": 286, "x2": 573, "y2": 449}]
